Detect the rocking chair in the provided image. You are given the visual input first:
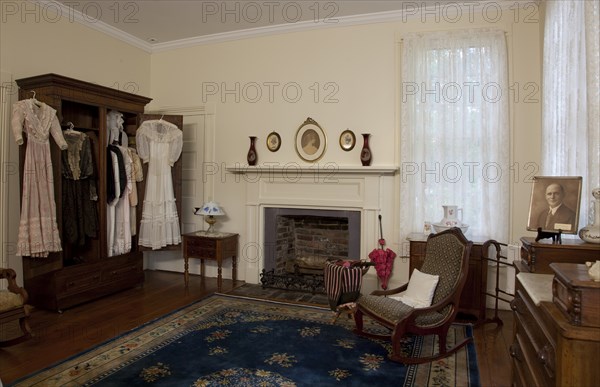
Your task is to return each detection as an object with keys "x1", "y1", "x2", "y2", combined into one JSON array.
[
  {"x1": 0, "y1": 268, "x2": 32, "y2": 347},
  {"x1": 353, "y1": 227, "x2": 472, "y2": 364}
]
